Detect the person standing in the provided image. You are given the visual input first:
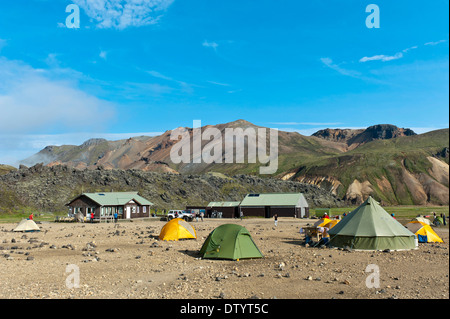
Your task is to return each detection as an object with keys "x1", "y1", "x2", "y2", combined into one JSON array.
[
  {"x1": 200, "y1": 211, "x2": 204, "y2": 222},
  {"x1": 91, "y1": 212, "x2": 94, "y2": 223},
  {"x1": 114, "y1": 211, "x2": 118, "y2": 224},
  {"x1": 274, "y1": 214, "x2": 278, "y2": 227},
  {"x1": 240, "y1": 210, "x2": 244, "y2": 221}
]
